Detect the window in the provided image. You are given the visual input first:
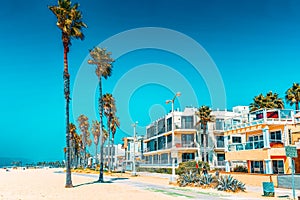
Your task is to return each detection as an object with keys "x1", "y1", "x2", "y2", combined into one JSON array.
[
  {"x1": 232, "y1": 136, "x2": 241, "y2": 143},
  {"x1": 288, "y1": 129, "x2": 292, "y2": 145},
  {"x1": 247, "y1": 135, "x2": 264, "y2": 149},
  {"x1": 157, "y1": 118, "x2": 165, "y2": 134},
  {"x1": 251, "y1": 161, "x2": 264, "y2": 173},
  {"x1": 158, "y1": 136, "x2": 165, "y2": 150},
  {"x1": 215, "y1": 119, "x2": 224, "y2": 130},
  {"x1": 181, "y1": 134, "x2": 194, "y2": 147},
  {"x1": 181, "y1": 116, "x2": 193, "y2": 129},
  {"x1": 273, "y1": 160, "x2": 284, "y2": 174},
  {"x1": 216, "y1": 136, "x2": 224, "y2": 147},
  {"x1": 147, "y1": 125, "x2": 156, "y2": 138},
  {"x1": 182, "y1": 153, "x2": 195, "y2": 162},
  {"x1": 167, "y1": 117, "x2": 172, "y2": 132},
  {"x1": 270, "y1": 130, "x2": 282, "y2": 143}
]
